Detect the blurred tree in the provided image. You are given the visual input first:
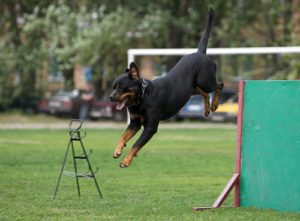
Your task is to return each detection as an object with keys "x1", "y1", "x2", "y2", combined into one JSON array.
[
  {"x1": 22, "y1": 0, "x2": 171, "y2": 96},
  {"x1": 0, "y1": 0, "x2": 53, "y2": 110},
  {"x1": 0, "y1": 0, "x2": 299, "y2": 110}
]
